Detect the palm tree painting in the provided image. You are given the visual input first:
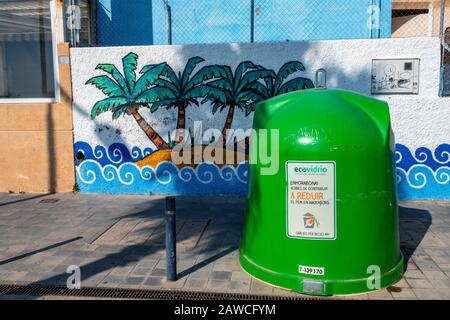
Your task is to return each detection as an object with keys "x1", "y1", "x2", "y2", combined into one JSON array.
[
  {"x1": 202, "y1": 61, "x2": 276, "y2": 146},
  {"x1": 150, "y1": 56, "x2": 227, "y2": 144},
  {"x1": 85, "y1": 53, "x2": 314, "y2": 169},
  {"x1": 250, "y1": 60, "x2": 314, "y2": 104},
  {"x1": 86, "y1": 52, "x2": 171, "y2": 149}
]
